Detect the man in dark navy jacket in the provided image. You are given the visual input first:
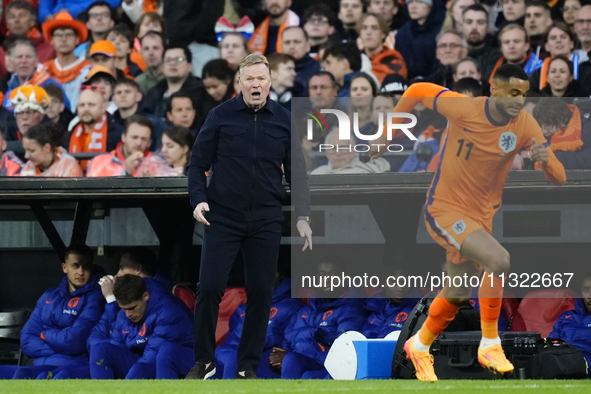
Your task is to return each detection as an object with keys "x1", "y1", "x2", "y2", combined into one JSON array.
[
  {"x1": 89, "y1": 275, "x2": 193, "y2": 379},
  {"x1": 0, "y1": 244, "x2": 104, "y2": 380},
  {"x1": 186, "y1": 53, "x2": 312, "y2": 380}
]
